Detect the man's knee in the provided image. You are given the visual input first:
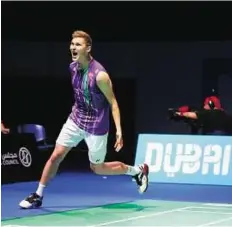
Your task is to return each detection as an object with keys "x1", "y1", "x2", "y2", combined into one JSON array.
[
  {"x1": 49, "y1": 145, "x2": 70, "y2": 165},
  {"x1": 90, "y1": 163, "x2": 104, "y2": 175}
]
